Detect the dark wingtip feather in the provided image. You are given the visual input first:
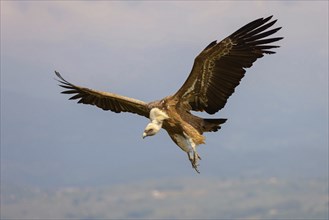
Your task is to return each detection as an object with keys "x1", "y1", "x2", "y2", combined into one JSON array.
[
  {"x1": 231, "y1": 16, "x2": 273, "y2": 37},
  {"x1": 231, "y1": 15, "x2": 282, "y2": 40},
  {"x1": 54, "y1": 70, "x2": 64, "y2": 81},
  {"x1": 263, "y1": 15, "x2": 273, "y2": 22},
  {"x1": 54, "y1": 70, "x2": 69, "y2": 85}
]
